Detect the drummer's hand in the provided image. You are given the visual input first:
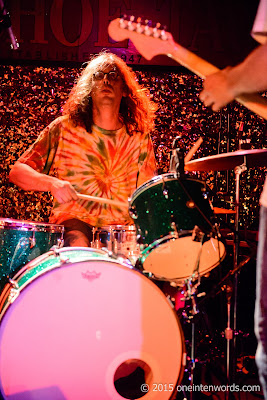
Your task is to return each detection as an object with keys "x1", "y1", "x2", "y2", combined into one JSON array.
[
  {"x1": 49, "y1": 179, "x2": 79, "y2": 203},
  {"x1": 199, "y1": 67, "x2": 236, "y2": 111}
]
